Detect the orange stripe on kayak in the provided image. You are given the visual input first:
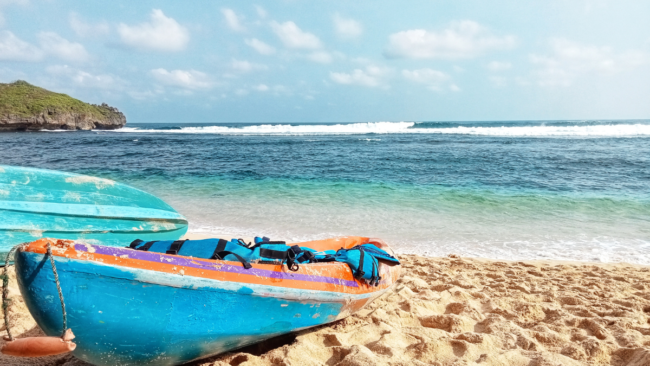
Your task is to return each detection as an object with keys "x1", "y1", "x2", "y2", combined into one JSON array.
[{"x1": 22, "y1": 239, "x2": 401, "y2": 295}]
